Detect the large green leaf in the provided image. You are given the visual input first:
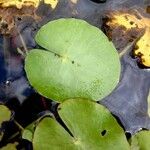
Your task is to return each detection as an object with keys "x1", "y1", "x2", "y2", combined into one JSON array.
[
  {"x1": 130, "y1": 130, "x2": 150, "y2": 150},
  {"x1": 32, "y1": 99, "x2": 129, "y2": 150},
  {"x1": 25, "y1": 18, "x2": 120, "y2": 102}
]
